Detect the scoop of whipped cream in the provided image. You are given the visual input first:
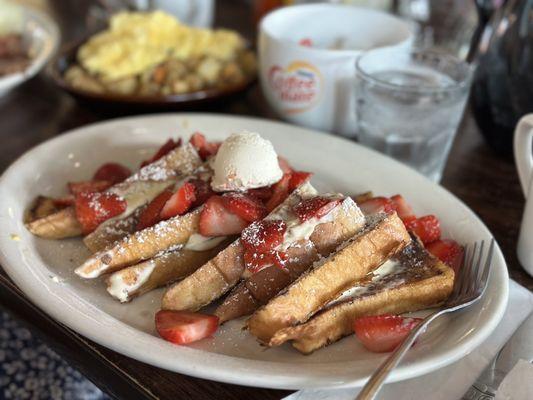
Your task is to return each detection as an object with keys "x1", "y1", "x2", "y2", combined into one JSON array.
[{"x1": 211, "y1": 131, "x2": 283, "y2": 192}]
